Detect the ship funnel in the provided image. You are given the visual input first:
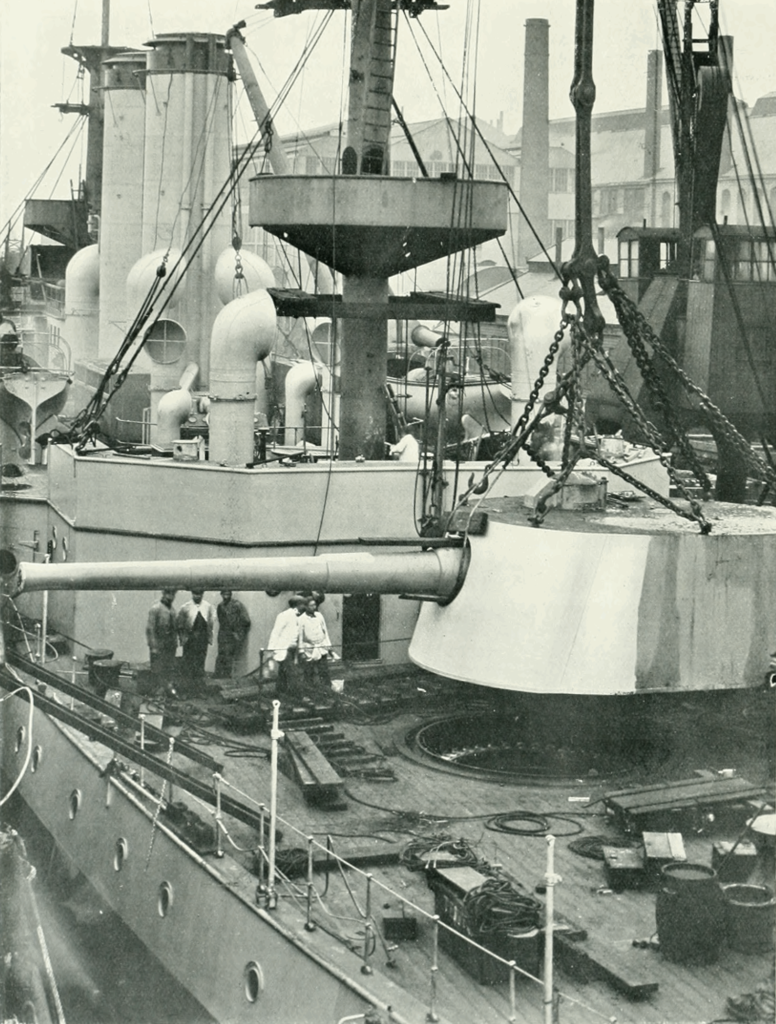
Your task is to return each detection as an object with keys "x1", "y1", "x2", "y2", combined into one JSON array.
[{"x1": 0, "y1": 547, "x2": 467, "y2": 604}]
